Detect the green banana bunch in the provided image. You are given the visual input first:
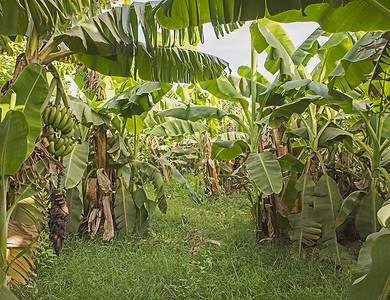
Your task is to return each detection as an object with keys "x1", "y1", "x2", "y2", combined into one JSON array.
[{"x1": 42, "y1": 104, "x2": 77, "y2": 158}]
